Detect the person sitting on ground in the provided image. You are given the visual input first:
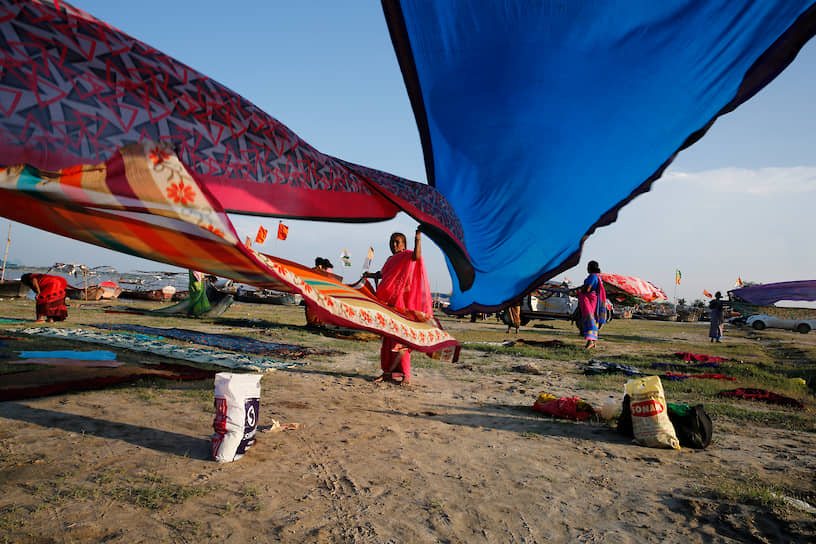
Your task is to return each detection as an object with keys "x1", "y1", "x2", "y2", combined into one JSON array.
[
  {"x1": 363, "y1": 228, "x2": 433, "y2": 386},
  {"x1": 20, "y1": 273, "x2": 68, "y2": 323}
]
